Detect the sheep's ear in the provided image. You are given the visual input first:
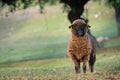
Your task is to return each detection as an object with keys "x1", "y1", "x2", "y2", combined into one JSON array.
[
  {"x1": 87, "y1": 25, "x2": 91, "y2": 28},
  {"x1": 69, "y1": 25, "x2": 73, "y2": 30}
]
